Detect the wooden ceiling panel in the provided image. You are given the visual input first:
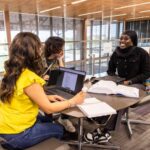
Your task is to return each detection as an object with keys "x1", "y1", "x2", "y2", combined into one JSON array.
[{"x1": 0, "y1": 0, "x2": 149, "y2": 21}]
